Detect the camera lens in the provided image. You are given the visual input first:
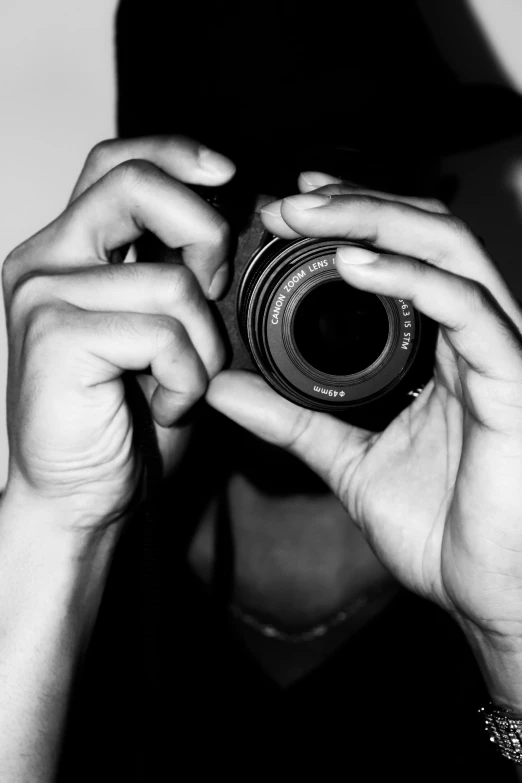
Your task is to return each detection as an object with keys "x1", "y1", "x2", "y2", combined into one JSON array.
[
  {"x1": 237, "y1": 236, "x2": 428, "y2": 416},
  {"x1": 292, "y1": 280, "x2": 389, "y2": 376}
]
